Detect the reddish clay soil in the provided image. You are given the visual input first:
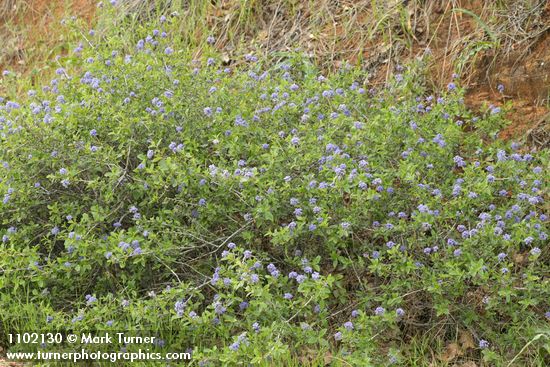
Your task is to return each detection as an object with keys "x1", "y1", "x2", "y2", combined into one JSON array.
[
  {"x1": 419, "y1": 0, "x2": 549, "y2": 142},
  {"x1": 338, "y1": 0, "x2": 549, "y2": 142},
  {"x1": 0, "y1": 0, "x2": 96, "y2": 73},
  {"x1": 467, "y1": 30, "x2": 550, "y2": 142},
  {"x1": 1, "y1": 0, "x2": 548, "y2": 142}
]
